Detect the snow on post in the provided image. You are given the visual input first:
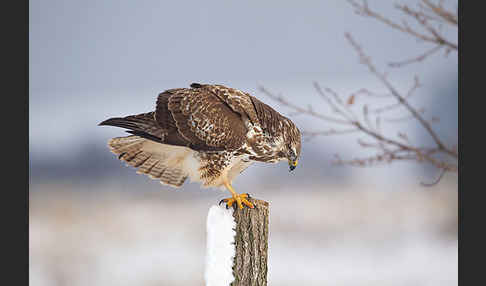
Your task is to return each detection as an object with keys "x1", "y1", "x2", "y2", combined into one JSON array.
[
  {"x1": 204, "y1": 198, "x2": 269, "y2": 286},
  {"x1": 205, "y1": 205, "x2": 237, "y2": 286}
]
